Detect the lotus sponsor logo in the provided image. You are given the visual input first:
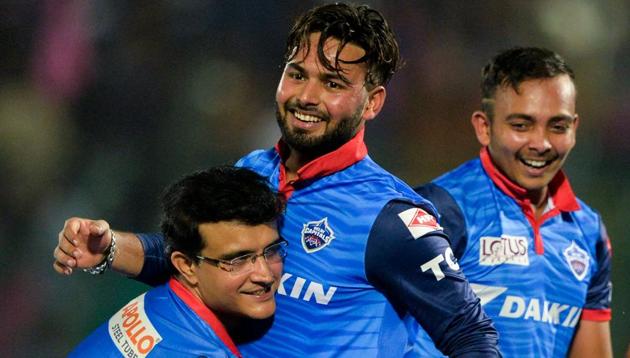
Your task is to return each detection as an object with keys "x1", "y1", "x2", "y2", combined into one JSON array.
[
  {"x1": 301, "y1": 217, "x2": 335, "y2": 253},
  {"x1": 479, "y1": 235, "x2": 529, "y2": 266},
  {"x1": 563, "y1": 241, "x2": 590, "y2": 281}
]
